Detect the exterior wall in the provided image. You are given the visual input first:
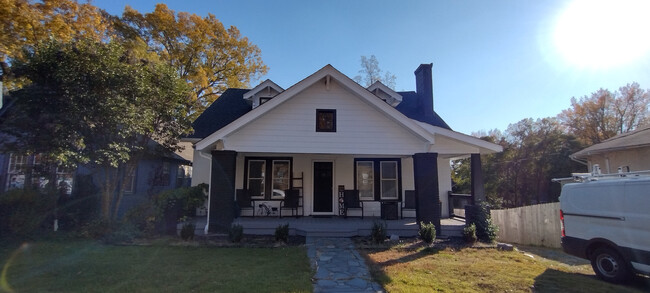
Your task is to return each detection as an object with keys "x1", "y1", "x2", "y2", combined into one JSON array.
[
  {"x1": 586, "y1": 147, "x2": 650, "y2": 174},
  {"x1": 224, "y1": 79, "x2": 429, "y2": 155},
  {"x1": 191, "y1": 149, "x2": 212, "y2": 186},
  {"x1": 438, "y1": 158, "x2": 452, "y2": 218}
]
